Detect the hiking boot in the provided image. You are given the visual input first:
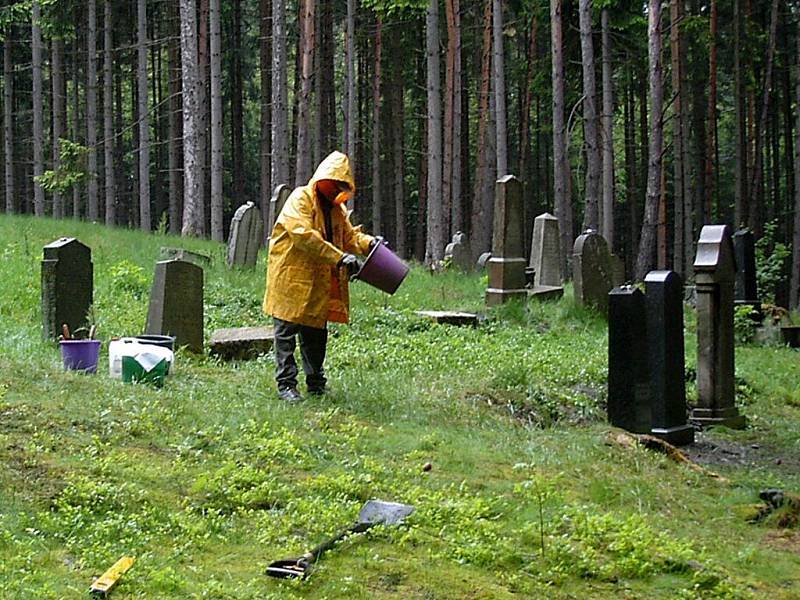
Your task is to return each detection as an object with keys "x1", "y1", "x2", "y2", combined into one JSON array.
[
  {"x1": 278, "y1": 387, "x2": 303, "y2": 403},
  {"x1": 307, "y1": 387, "x2": 327, "y2": 397}
]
